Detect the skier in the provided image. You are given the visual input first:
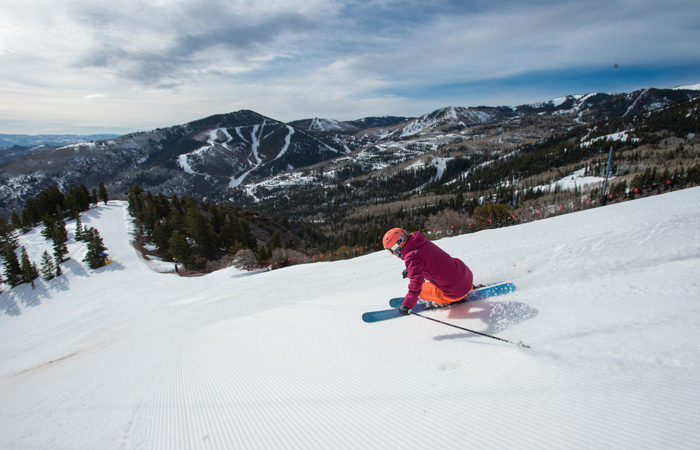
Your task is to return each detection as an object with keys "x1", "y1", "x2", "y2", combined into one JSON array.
[{"x1": 383, "y1": 228, "x2": 474, "y2": 316}]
